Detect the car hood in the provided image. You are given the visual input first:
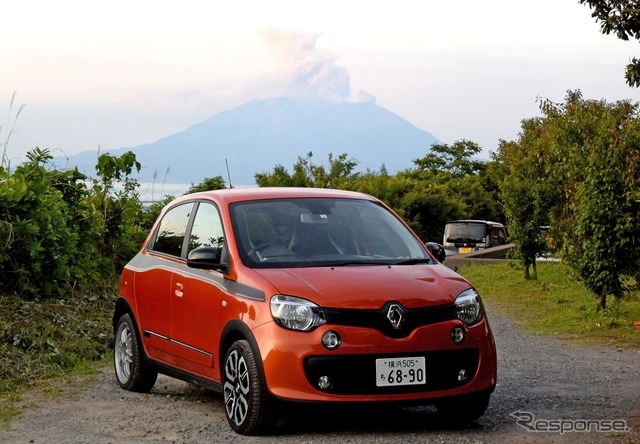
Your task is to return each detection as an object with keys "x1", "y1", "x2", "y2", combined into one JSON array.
[{"x1": 253, "y1": 264, "x2": 470, "y2": 309}]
